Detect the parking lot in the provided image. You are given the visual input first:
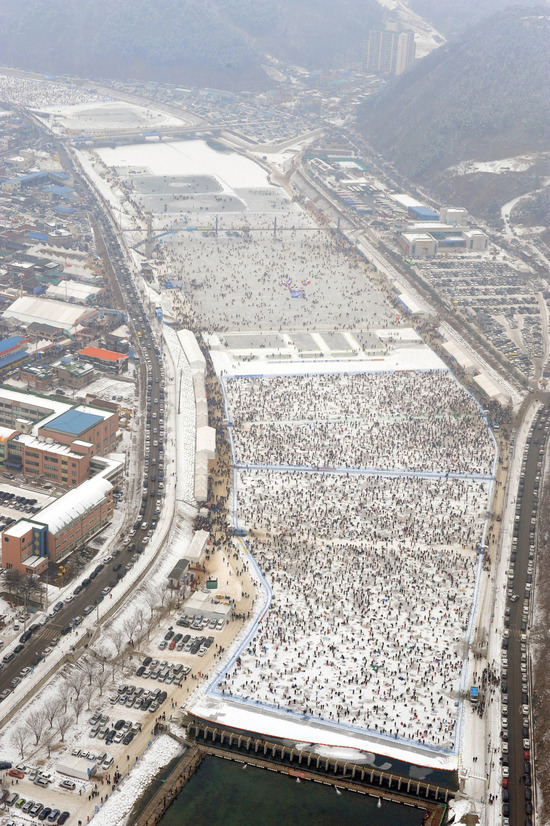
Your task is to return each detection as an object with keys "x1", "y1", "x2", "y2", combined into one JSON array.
[{"x1": 415, "y1": 258, "x2": 544, "y2": 377}]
